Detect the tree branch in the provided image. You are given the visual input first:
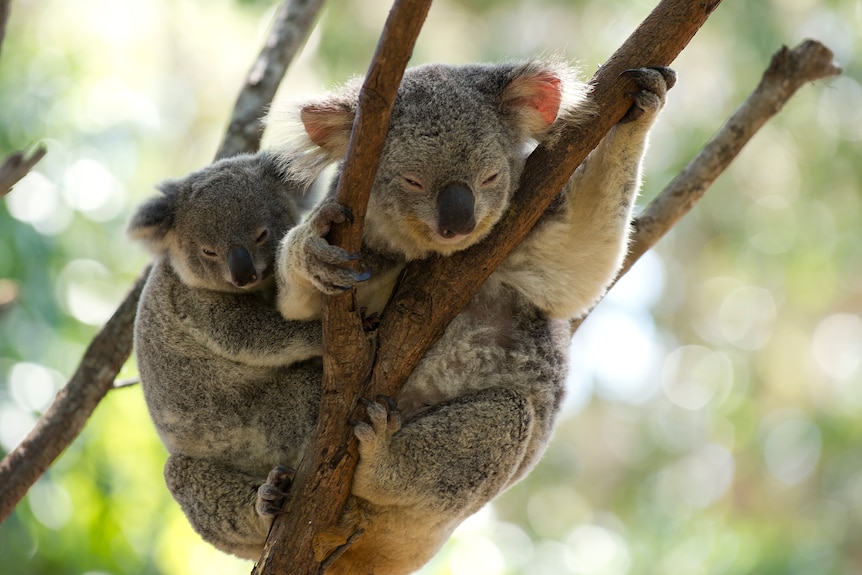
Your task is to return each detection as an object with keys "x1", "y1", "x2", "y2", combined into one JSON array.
[
  {"x1": 368, "y1": 0, "x2": 723, "y2": 399},
  {"x1": 570, "y1": 39, "x2": 841, "y2": 333},
  {"x1": 0, "y1": 0, "x2": 10, "y2": 59},
  {"x1": 0, "y1": 267, "x2": 147, "y2": 523},
  {"x1": 0, "y1": 145, "x2": 47, "y2": 198},
  {"x1": 254, "y1": 1, "x2": 433, "y2": 572},
  {"x1": 217, "y1": 0, "x2": 325, "y2": 160},
  {"x1": 0, "y1": 0, "x2": 321, "y2": 526}
]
